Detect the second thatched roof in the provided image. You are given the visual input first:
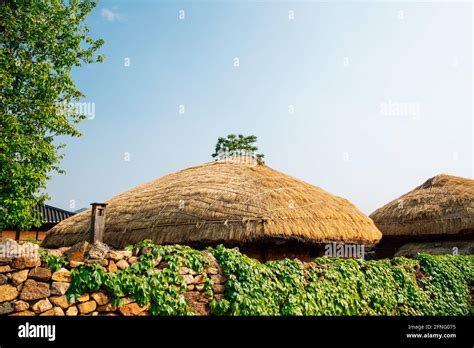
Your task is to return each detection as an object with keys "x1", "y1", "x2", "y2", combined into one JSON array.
[
  {"x1": 42, "y1": 159, "x2": 381, "y2": 249},
  {"x1": 370, "y1": 174, "x2": 474, "y2": 238}
]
